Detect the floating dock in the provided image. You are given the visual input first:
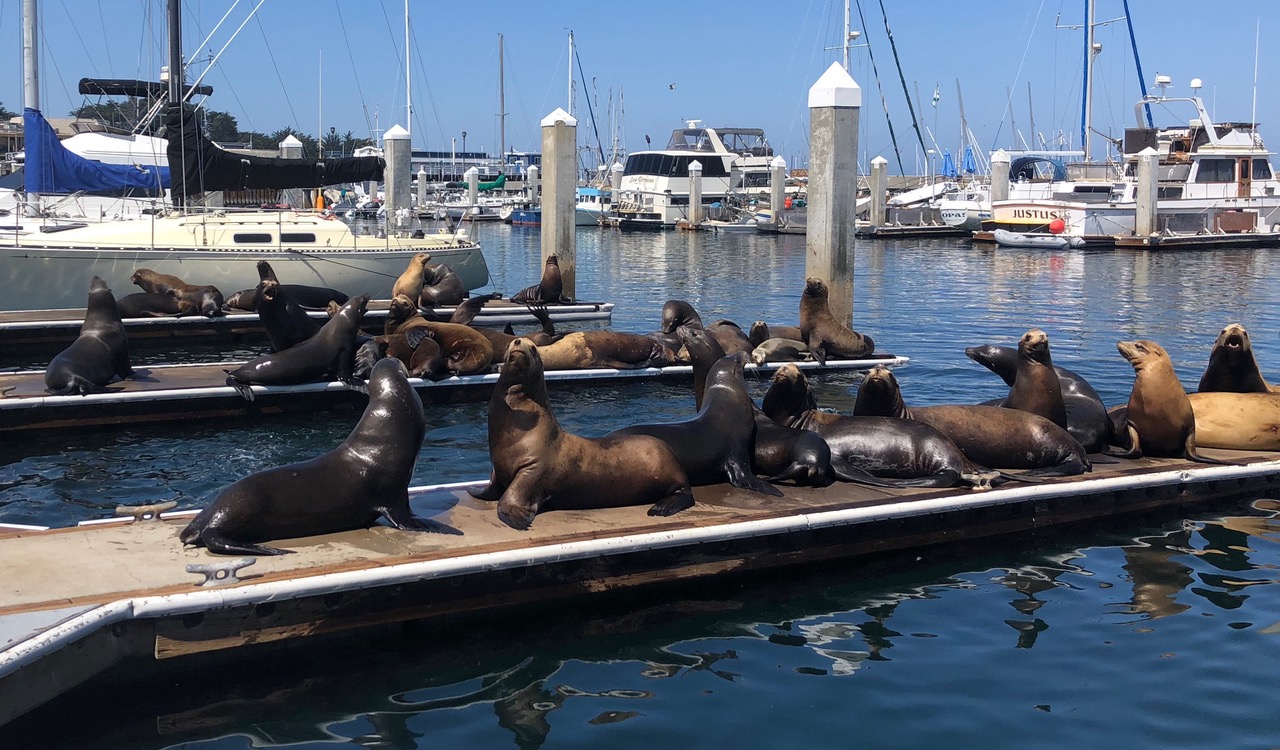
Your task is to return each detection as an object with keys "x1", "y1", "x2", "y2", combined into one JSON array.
[
  {"x1": 854, "y1": 224, "x2": 967, "y2": 239},
  {"x1": 2, "y1": 449, "x2": 1277, "y2": 726},
  {"x1": 1114, "y1": 232, "x2": 1280, "y2": 250},
  {"x1": 0, "y1": 357, "x2": 907, "y2": 433},
  {"x1": 0, "y1": 299, "x2": 614, "y2": 347}
]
